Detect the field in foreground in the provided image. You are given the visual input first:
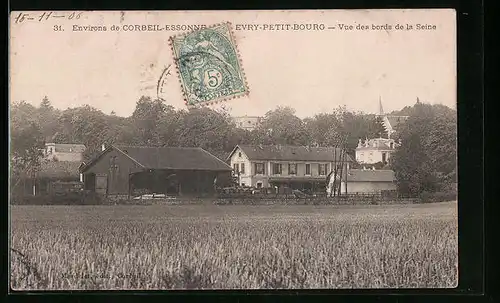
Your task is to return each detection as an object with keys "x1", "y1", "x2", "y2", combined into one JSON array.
[{"x1": 11, "y1": 201, "x2": 458, "y2": 290}]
